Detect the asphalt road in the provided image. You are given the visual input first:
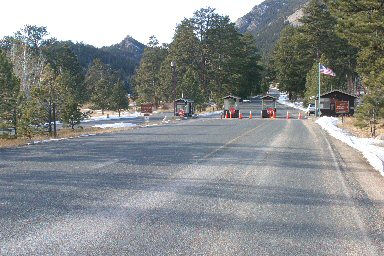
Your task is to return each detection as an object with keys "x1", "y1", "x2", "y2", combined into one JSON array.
[{"x1": 1, "y1": 111, "x2": 384, "y2": 255}]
